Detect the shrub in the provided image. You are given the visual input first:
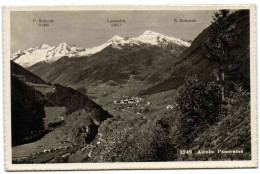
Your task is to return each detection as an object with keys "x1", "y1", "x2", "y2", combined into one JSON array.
[
  {"x1": 89, "y1": 117, "x2": 171, "y2": 162},
  {"x1": 176, "y1": 89, "x2": 250, "y2": 161},
  {"x1": 176, "y1": 76, "x2": 223, "y2": 143}
]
